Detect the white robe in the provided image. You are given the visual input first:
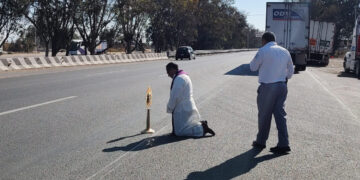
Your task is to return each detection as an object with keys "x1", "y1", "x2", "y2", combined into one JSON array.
[{"x1": 167, "y1": 74, "x2": 203, "y2": 137}]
